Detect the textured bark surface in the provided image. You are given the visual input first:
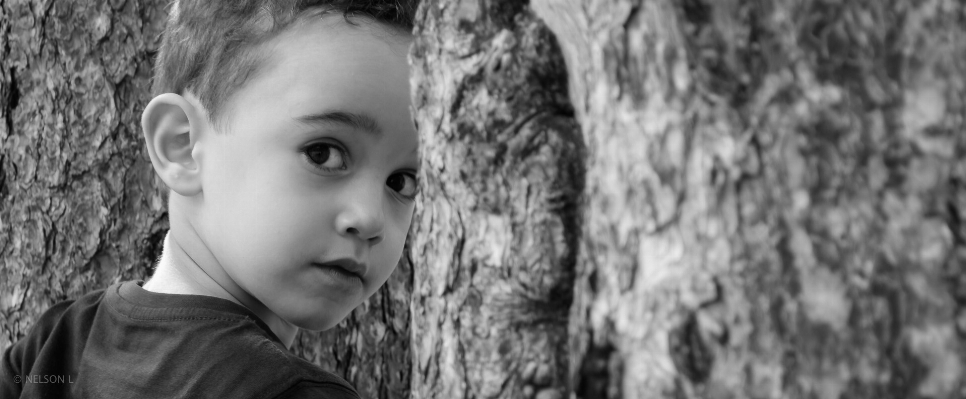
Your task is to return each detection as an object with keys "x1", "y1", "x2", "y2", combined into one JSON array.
[
  {"x1": 0, "y1": 1, "x2": 410, "y2": 397},
  {"x1": 410, "y1": 1, "x2": 582, "y2": 398},
  {"x1": 0, "y1": 0, "x2": 170, "y2": 350},
  {"x1": 532, "y1": 0, "x2": 966, "y2": 398}
]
